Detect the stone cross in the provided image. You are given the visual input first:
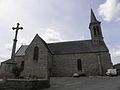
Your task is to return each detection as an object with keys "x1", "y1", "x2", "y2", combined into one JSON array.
[{"x1": 11, "y1": 23, "x2": 23, "y2": 62}]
